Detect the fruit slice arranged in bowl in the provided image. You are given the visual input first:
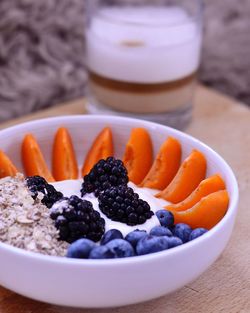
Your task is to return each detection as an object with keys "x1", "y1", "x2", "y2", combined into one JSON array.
[
  {"x1": 22, "y1": 133, "x2": 55, "y2": 182},
  {"x1": 52, "y1": 127, "x2": 78, "y2": 181},
  {"x1": 141, "y1": 136, "x2": 182, "y2": 190},
  {"x1": 82, "y1": 127, "x2": 113, "y2": 176},
  {"x1": 170, "y1": 190, "x2": 229, "y2": 229},
  {"x1": 123, "y1": 128, "x2": 153, "y2": 184},
  {"x1": 156, "y1": 149, "x2": 207, "y2": 203},
  {"x1": 165, "y1": 174, "x2": 226, "y2": 212},
  {"x1": 0, "y1": 150, "x2": 18, "y2": 178}
]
